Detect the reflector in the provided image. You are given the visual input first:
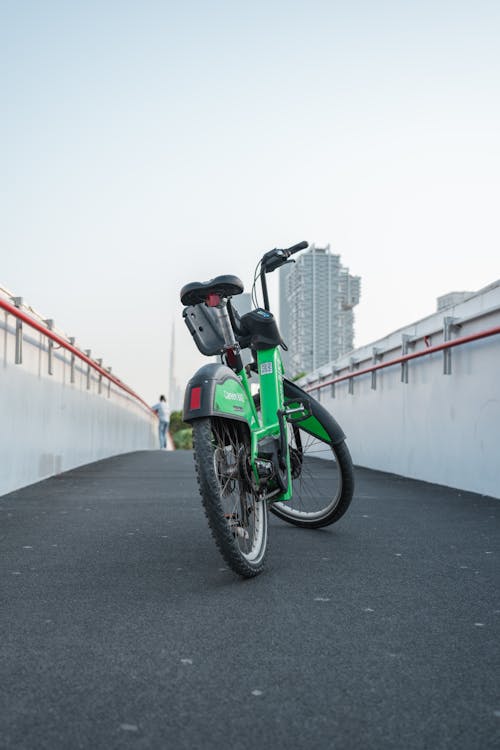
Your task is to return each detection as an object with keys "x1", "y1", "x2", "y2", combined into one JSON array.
[{"x1": 190, "y1": 386, "x2": 201, "y2": 410}]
